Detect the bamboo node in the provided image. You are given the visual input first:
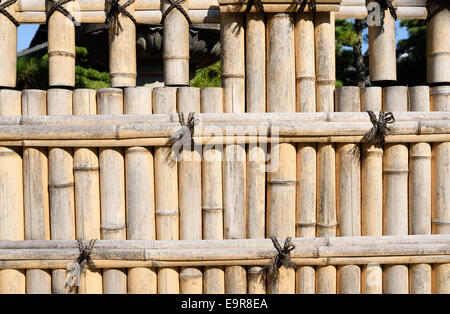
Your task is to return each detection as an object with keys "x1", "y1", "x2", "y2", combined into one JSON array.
[
  {"x1": 65, "y1": 239, "x2": 96, "y2": 289},
  {"x1": 46, "y1": 0, "x2": 78, "y2": 25},
  {"x1": 106, "y1": 0, "x2": 137, "y2": 37},
  {"x1": 259, "y1": 237, "x2": 296, "y2": 282},
  {"x1": 0, "y1": 0, "x2": 19, "y2": 26},
  {"x1": 161, "y1": 0, "x2": 192, "y2": 25},
  {"x1": 166, "y1": 112, "x2": 199, "y2": 166}
]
